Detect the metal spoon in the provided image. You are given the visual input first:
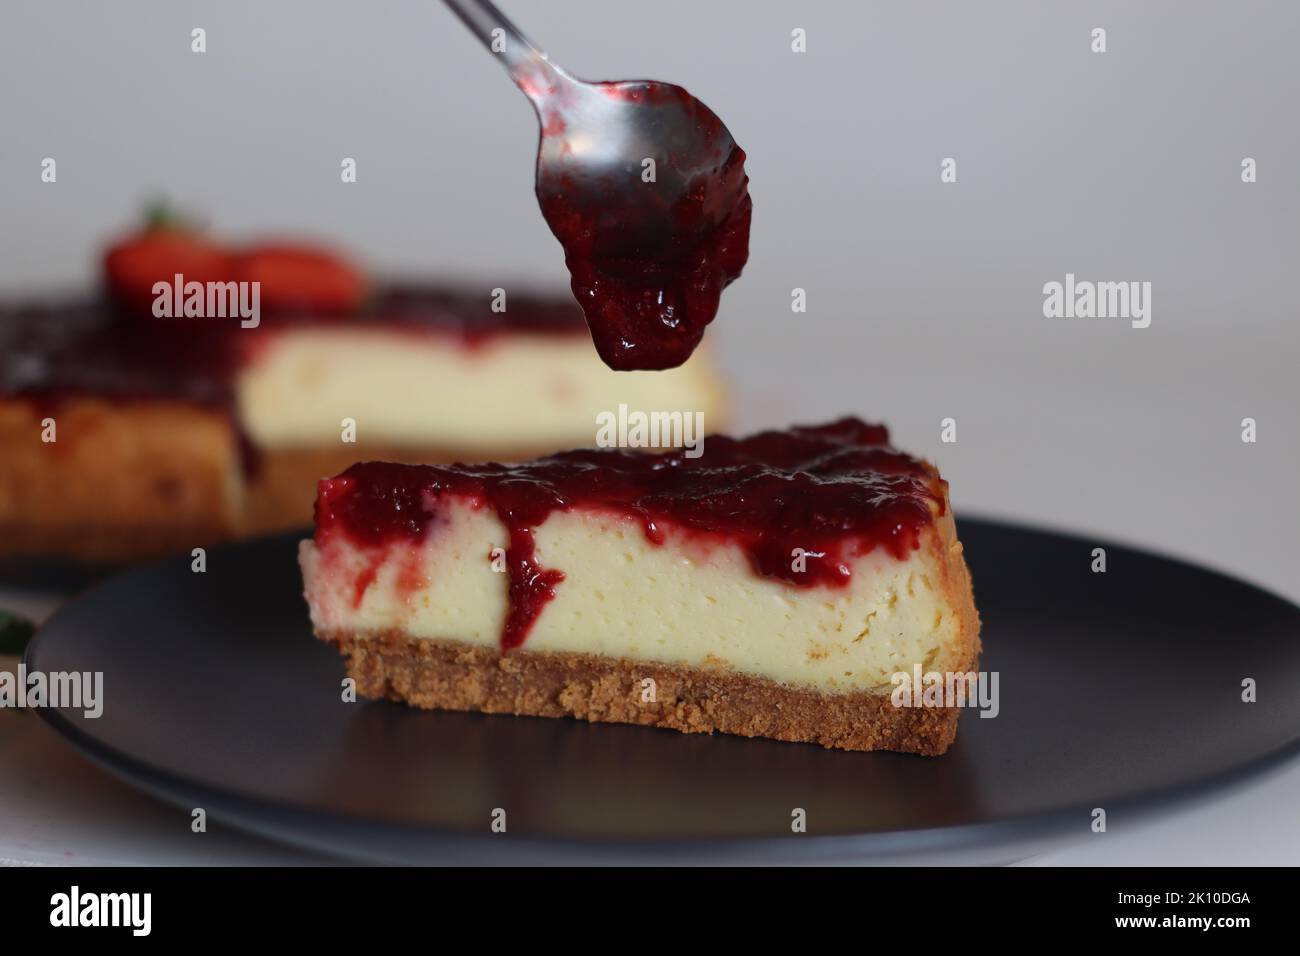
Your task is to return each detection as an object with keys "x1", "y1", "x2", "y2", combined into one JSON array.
[{"x1": 441, "y1": 0, "x2": 752, "y2": 371}]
